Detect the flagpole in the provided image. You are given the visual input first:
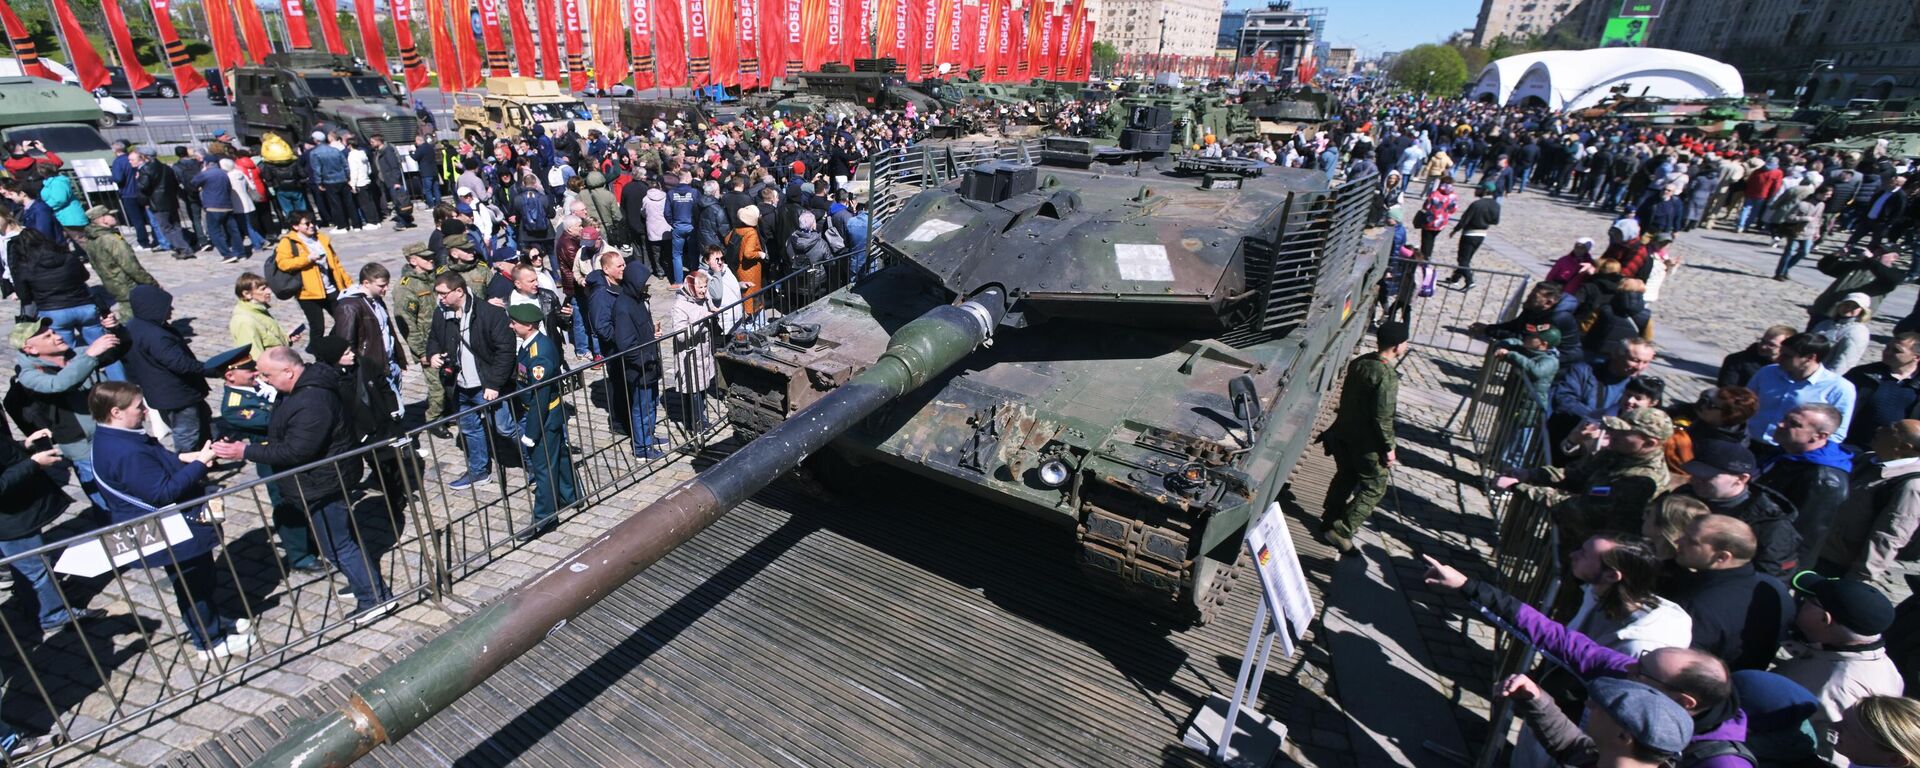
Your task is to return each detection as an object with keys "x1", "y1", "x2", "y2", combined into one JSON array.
[
  {"x1": 145, "y1": 0, "x2": 208, "y2": 150},
  {"x1": 41, "y1": 0, "x2": 74, "y2": 83}
]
